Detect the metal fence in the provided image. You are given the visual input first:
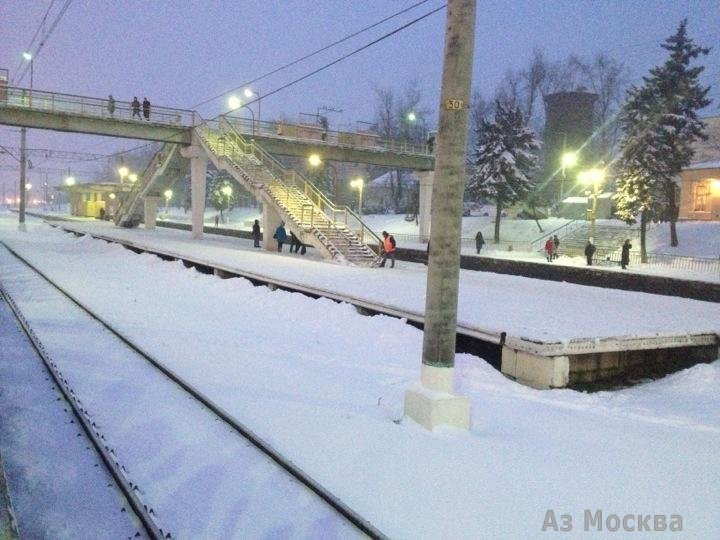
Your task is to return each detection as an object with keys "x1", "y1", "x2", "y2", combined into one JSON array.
[
  {"x1": 592, "y1": 248, "x2": 720, "y2": 275},
  {"x1": 225, "y1": 116, "x2": 431, "y2": 156},
  {"x1": 0, "y1": 86, "x2": 197, "y2": 127}
]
